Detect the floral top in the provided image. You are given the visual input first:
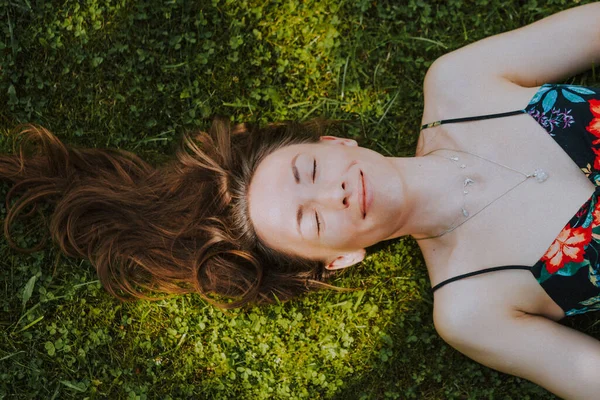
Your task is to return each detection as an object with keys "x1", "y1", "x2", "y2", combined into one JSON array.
[
  {"x1": 526, "y1": 84, "x2": 600, "y2": 316},
  {"x1": 424, "y1": 84, "x2": 600, "y2": 316}
]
